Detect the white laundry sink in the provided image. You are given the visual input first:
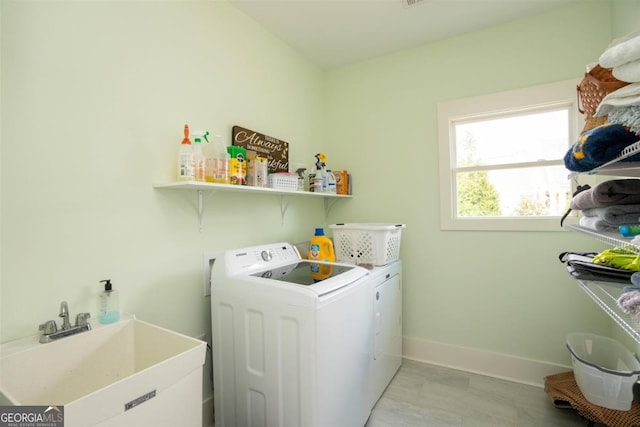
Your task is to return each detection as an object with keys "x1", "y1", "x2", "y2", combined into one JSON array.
[{"x1": 0, "y1": 319, "x2": 206, "y2": 427}]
